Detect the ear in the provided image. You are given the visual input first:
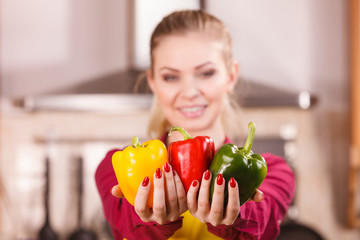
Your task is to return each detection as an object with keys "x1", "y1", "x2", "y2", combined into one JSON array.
[
  {"x1": 227, "y1": 60, "x2": 239, "y2": 93},
  {"x1": 146, "y1": 69, "x2": 156, "y2": 94}
]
